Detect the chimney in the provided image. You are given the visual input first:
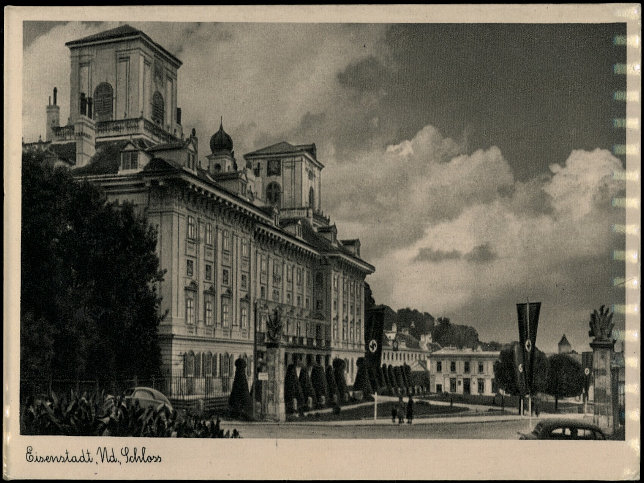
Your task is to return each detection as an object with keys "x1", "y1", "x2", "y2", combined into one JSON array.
[
  {"x1": 74, "y1": 92, "x2": 96, "y2": 168},
  {"x1": 45, "y1": 87, "x2": 60, "y2": 142},
  {"x1": 53, "y1": 87, "x2": 57, "y2": 106}
]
